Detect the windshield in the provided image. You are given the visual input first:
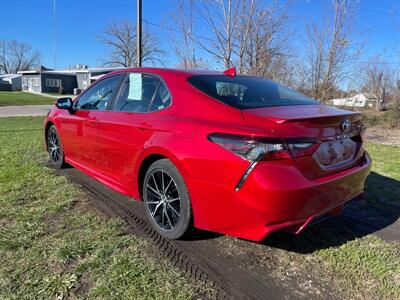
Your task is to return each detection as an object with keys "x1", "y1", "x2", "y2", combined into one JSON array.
[{"x1": 188, "y1": 75, "x2": 318, "y2": 109}]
